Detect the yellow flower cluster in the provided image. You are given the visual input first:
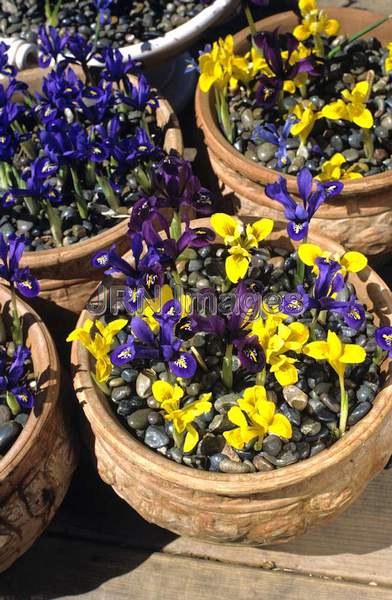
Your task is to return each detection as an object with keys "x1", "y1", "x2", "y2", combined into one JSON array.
[
  {"x1": 315, "y1": 153, "x2": 364, "y2": 182},
  {"x1": 67, "y1": 318, "x2": 128, "y2": 383},
  {"x1": 251, "y1": 312, "x2": 309, "y2": 386},
  {"x1": 385, "y1": 42, "x2": 392, "y2": 73},
  {"x1": 198, "y1": 35, "x2": 250, "y2": 93},
  {"x1": 152, "y1": 381, "x2": 212, "y2": 452},
  {"x1": 210, "y1": 213, "x2": 274, "y2": 283},
  {"x1": 224, "y1": 385, "x2": 292, "y2": 450},
  {"x1": 294, "y1": 0, "x2": 340, "y2": 48}
]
